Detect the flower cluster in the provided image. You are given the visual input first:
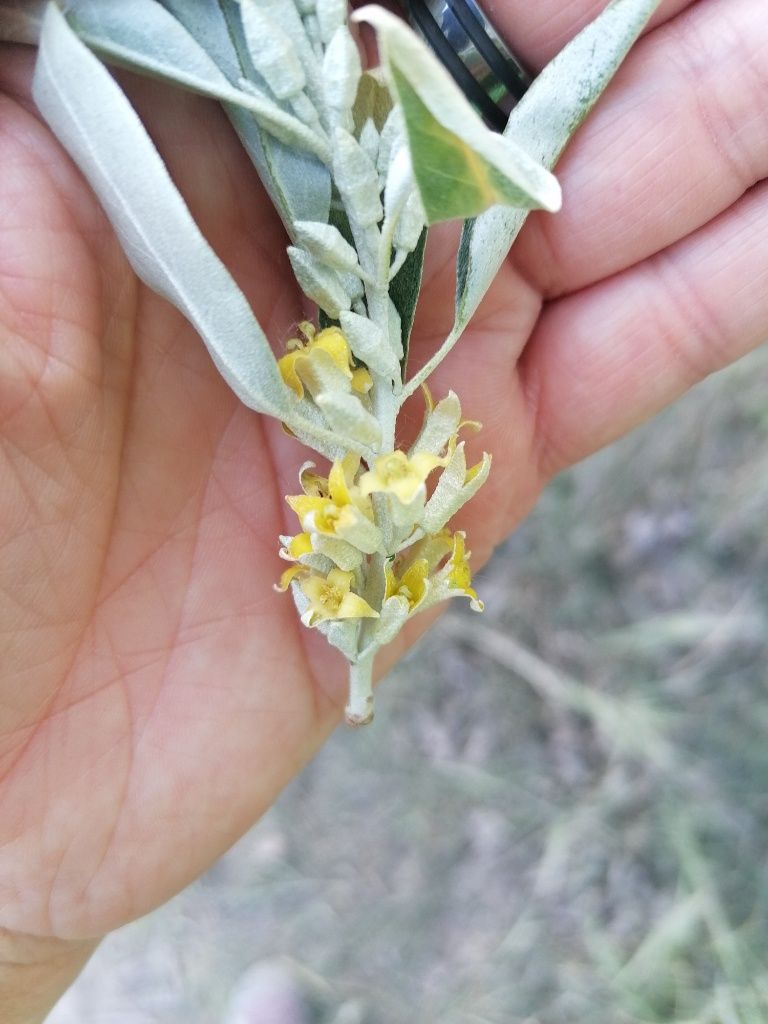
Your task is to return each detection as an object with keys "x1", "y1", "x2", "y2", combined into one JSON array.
[
  {"x1": 276, "y1": 332, "x2": 491, "y2": 675},
  {"x1": 233, "y1": 3, "x2": 494, "y2": 724}
]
